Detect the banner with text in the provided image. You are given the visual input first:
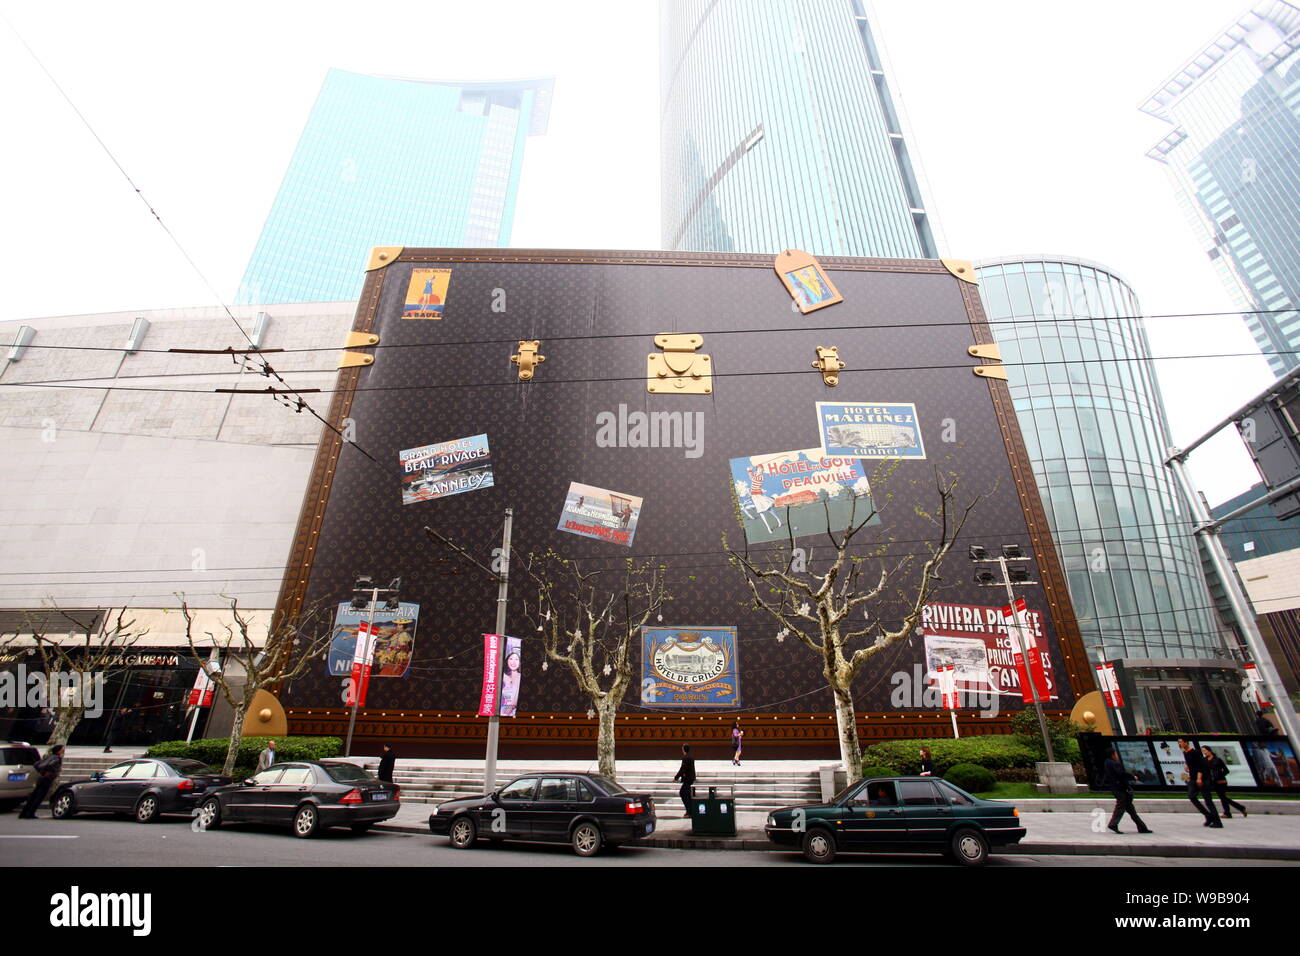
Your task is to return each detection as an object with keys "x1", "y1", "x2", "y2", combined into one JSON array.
[{"x1": 920, "y1": 601, "x2": 1059, "y2": 701}]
